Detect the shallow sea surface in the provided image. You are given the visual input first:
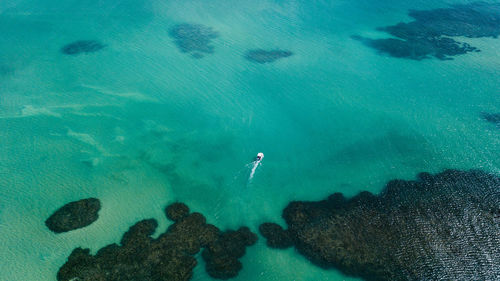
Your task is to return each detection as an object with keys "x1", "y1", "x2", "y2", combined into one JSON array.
[{"x1": 0, "y1": 0, "x2": 499, "y2": 280}]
